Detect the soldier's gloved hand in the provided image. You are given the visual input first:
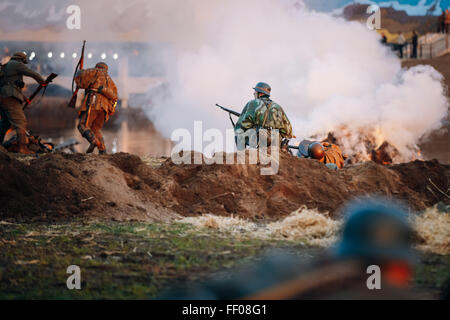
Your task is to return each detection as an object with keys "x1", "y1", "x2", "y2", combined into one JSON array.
[{"x1": 97, "y1": 86, "x2": 104, "y2": 93}]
